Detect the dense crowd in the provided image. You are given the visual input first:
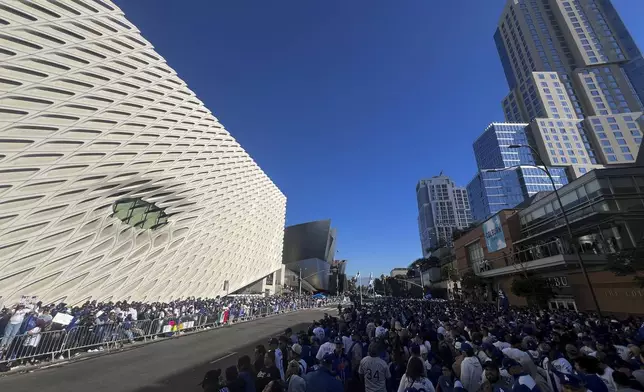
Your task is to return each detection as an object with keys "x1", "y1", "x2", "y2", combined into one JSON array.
[
  {"x1": 202, "y1": 298, "x2": 644, "y2": 392},
  {"x1": 0, "y1": 293, "x2": 329, "y2": 368}
]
